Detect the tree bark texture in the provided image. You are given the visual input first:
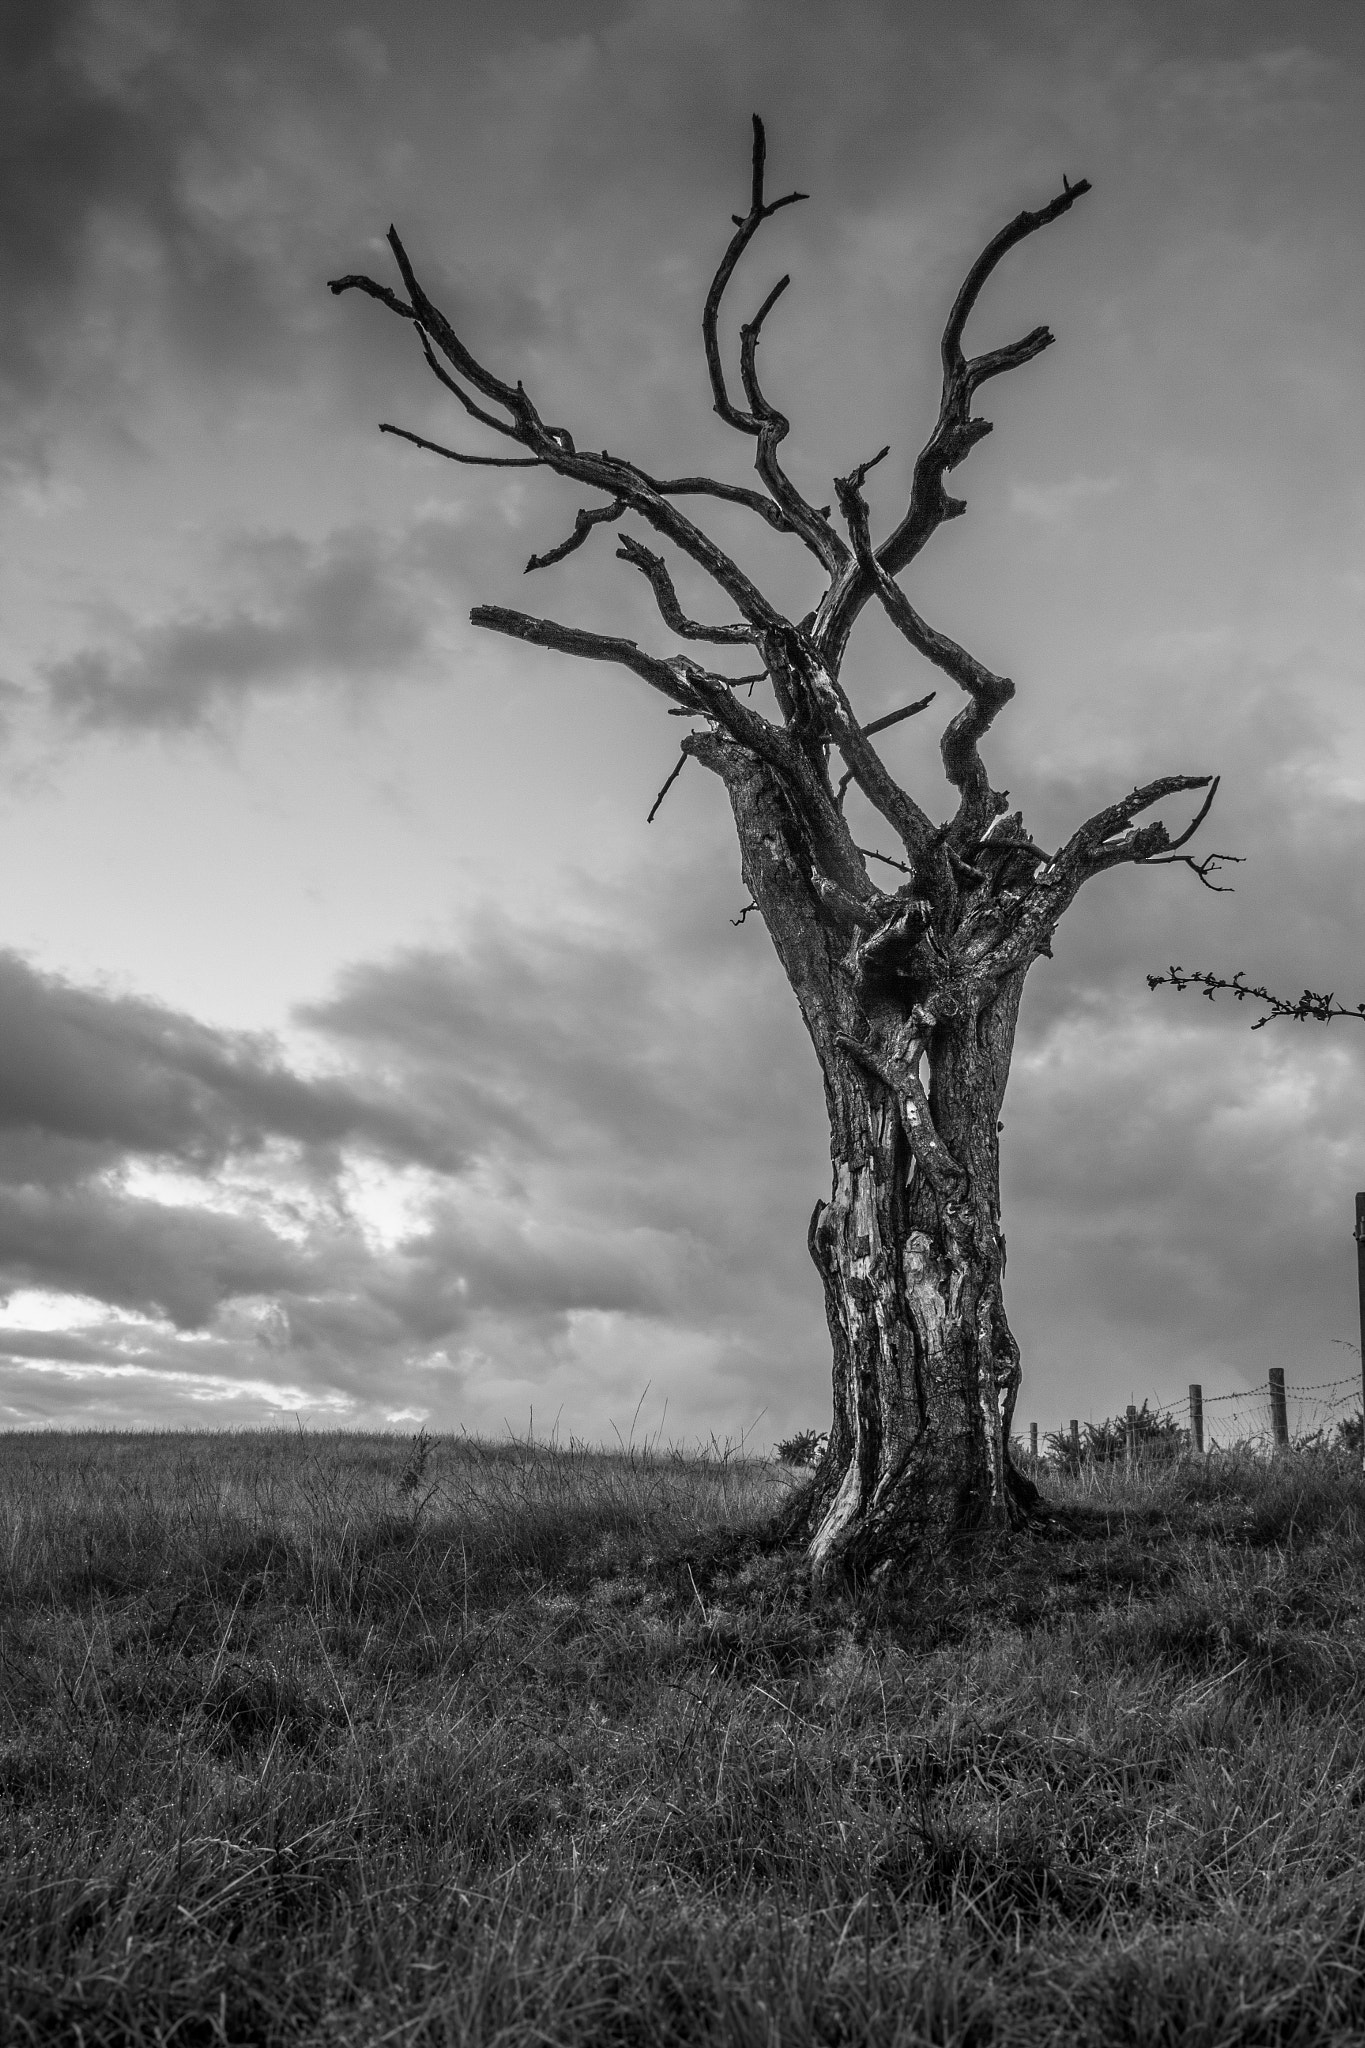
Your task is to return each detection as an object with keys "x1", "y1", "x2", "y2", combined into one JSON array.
[
  {"x1": 701, "y1": 735, "x2": 1033, "y2": 1578},
  {"x1": 332, "y1": 120, "x2": 1225, "y2": 1581}
]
